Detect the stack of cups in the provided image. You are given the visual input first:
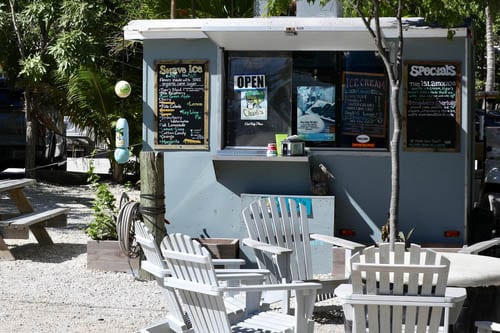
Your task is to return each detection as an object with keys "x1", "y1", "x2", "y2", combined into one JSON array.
[{"x1": 266, "y1": 143, "x2": 277, "y2": 157}]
